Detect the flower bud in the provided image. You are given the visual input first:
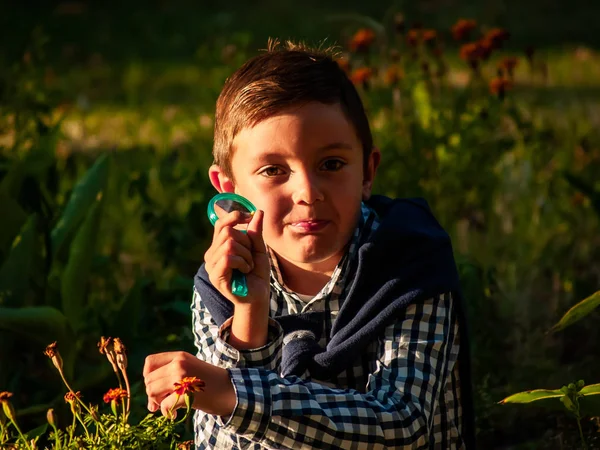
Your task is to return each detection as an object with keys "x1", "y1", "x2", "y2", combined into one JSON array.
[
  {"x1": 46, "y1": 408, "x2": 57, "y2": 427},
  {"x1": 1, "y1": 400, "x2": 16, "y2": 423},
  {"x1": 44, "y1": 342, "x2": 64, "y2": 373},
  {"x1": 90, "y1": 405, "x2": 100, "y2": 422}
]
